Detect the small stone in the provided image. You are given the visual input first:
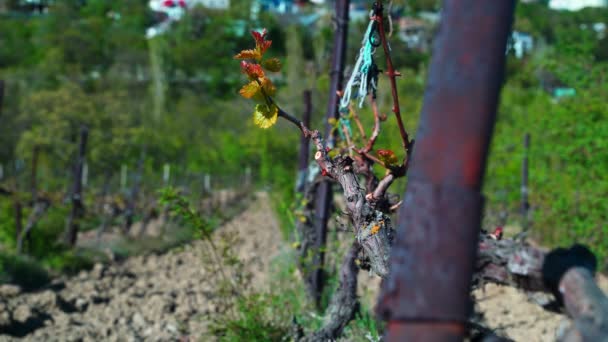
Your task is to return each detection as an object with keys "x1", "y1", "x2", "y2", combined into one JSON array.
[
  {"x1": 132, "y1": 312, "x2": 145, "y2": 327},
  {"x1": 91, "y1": 263, "x2": 106, "y2": 279},
  {"x1": 32, "y1": 290, "x2": 57, "y2": 310},
  {"x1": 165, "y1": 323, "x2": 178, "y2": 333},
  {"x1": 75, "y1": 298, "x2": 89, "y2": 312},
  {"x1": 0, "y1": 284, "x2": 21, "y2": 298},
  {"x1": 134, "y1": 278, "x2": 147, "y2": 289},
  {"x1": 13, "y1": 304, "x2": 32, "y2": 323},
  {"x1": 0, "y1": 306, "x2": 11, "y2": 325}
]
